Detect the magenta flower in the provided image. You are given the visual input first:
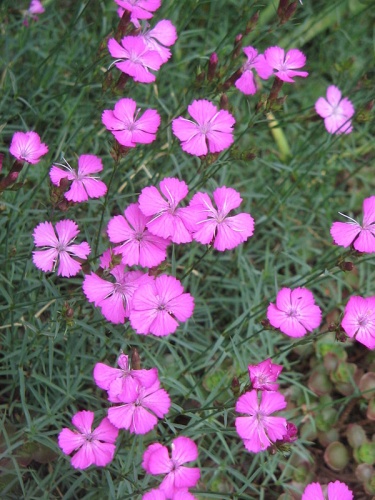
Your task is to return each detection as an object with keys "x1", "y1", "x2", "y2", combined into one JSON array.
[
  {"x1": 235, "y1": 46, "x2": 273, "y2": 95},
  {"x1": 58, "y1": 410, "x2": 118, "y2": 470},
  {"x1": 129, "y1": 275, "x2": 194, "y2": 336},
  {"x1": 143, "y1": 490, "x2": 197, "y2": 500},
  {"x1": 235, "y1": 390, "x2": 287, "y2": 453},
  {"x1": 140, "y1": 20, "x2": 178, "y2": 64},
  {"x1": 108, "y1": 36, "x2": 163, "y2": 83},
  {"x1": 107, "y1": 203, "x2": 170, "y2": 268},
  {"x1": 187, "y1": 186, "x2": 255, "y2": 251},
  {"x1": 262, "y1": 46, "x2": 308, "y2": 83},
  {"x1": 28, "y1": 0, "x2": 45, "y2": 15},
  {"x1": 142, "y1": 437, "x2": 200, "y2": 497},
  {"x1": 49, "y1": 154, "x2": 107, "y2": 202},
  {"x1": 267, "y1": 287, "x2": 322, "y2": 338},
  {"x1": 172, "y1": 99, "x2": 235, "y2": 156},
  {"x1": 138, "y1": 177, "x2": 192, "y2": 244},
  {"x1": 341, "y1": 296, "x2": 375, "y2": 350},
  {"x1": 93, "y1": 353, "x2": 158, "y2": 400},
  {"x1": 107, "y1": 379, "x2": 171, "y2": 434},
  {"x1": 330, "y1": 196, "x2": 375, "y2": 253},
  {"x1": 9, "y1": 131, "x2": 48, "y2": 164},
  {"x1": 315, "y1": 85, "x2": 354, "y2": 134},
  {"x1": 302, "y1": 480, "x2": 353, "y2": 500},
  {"x1": 82, "y1": 265, "x2": 153, "y2": 324},
  {"x1": 248, "y1": 358, "x2": 283, "y2": 391},
  {"x1": 102, "y1": 98, "x2": 160, "y2": 148},
  {"x1": 114, "y1": 0, "x2": 161, "y2": 27},
  {"x1": 32, "y1": 220, "x2": 90, "y2": 277}
]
